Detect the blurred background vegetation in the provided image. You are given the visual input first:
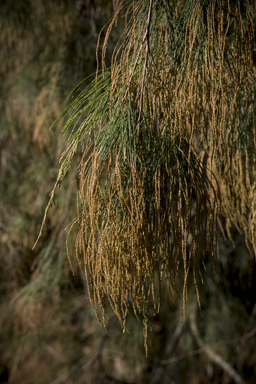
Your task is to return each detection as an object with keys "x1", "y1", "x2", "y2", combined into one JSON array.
[{"x1": 0, "y1": 0, "x2": 256, "y2": 383}]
